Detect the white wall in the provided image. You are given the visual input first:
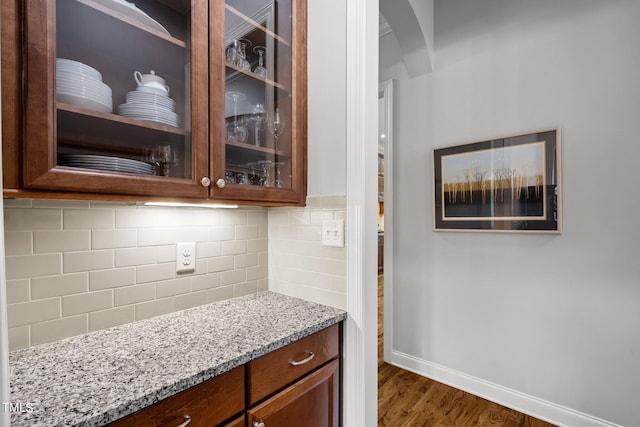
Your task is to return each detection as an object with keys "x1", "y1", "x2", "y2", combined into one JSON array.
[
  {"x1": 384, "y1": 1, "x2": 640, "y2": 425},
  {"x1": 306, "y1": 0, "x2": 346, "y2": 196}
]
